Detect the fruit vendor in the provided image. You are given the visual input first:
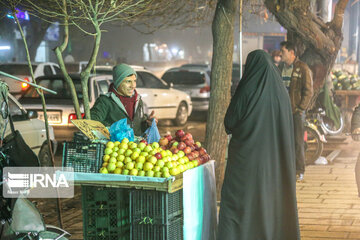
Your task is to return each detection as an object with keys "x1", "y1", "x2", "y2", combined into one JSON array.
[
  {"x1": 217, "y1": 50, "x2": 300, "y2": 240},
  {"x1": 90, "y1": 64, "x2": 156, "y2": 136}
]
